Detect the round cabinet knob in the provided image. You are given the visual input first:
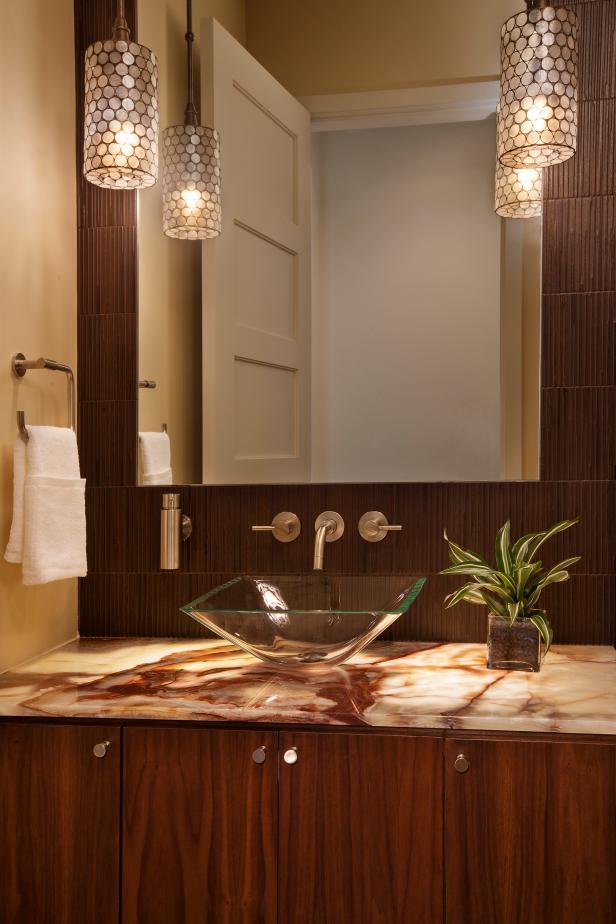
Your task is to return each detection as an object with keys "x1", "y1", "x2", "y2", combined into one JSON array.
[
  {"x1": 93, "y1": 740, "x2": 111, "y2": 759},
  {"x1": 252, "y1": 746, "x2": 267, "y2": 765},
  {"x1": 454, "y1": 753, "x2": 470, "y2": 774},
  {"x1": 283, "y1": 747, "x2": 298, "y2": 765}
]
